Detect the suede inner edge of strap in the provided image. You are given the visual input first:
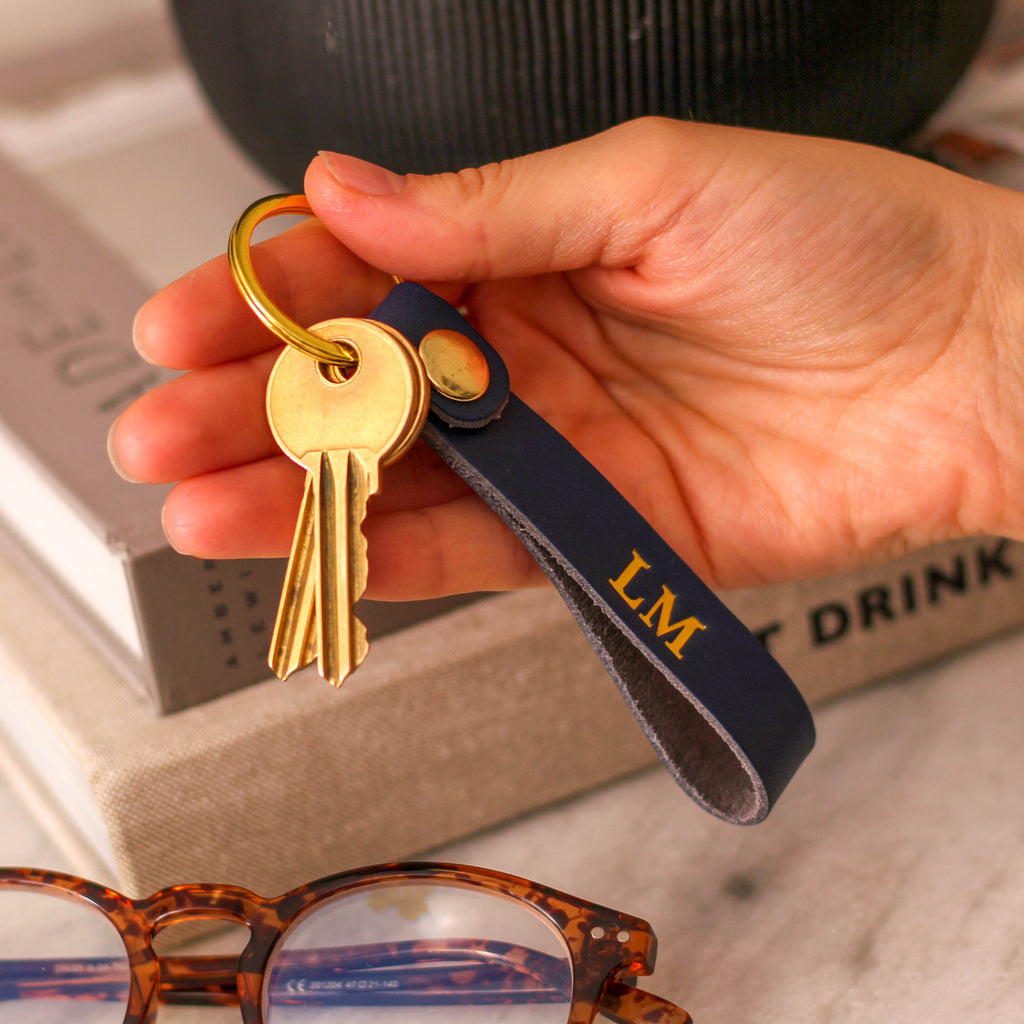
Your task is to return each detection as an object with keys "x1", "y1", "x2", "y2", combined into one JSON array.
[{"x1": 372, "y1": 284, "x2": 815, "y2": 824}]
